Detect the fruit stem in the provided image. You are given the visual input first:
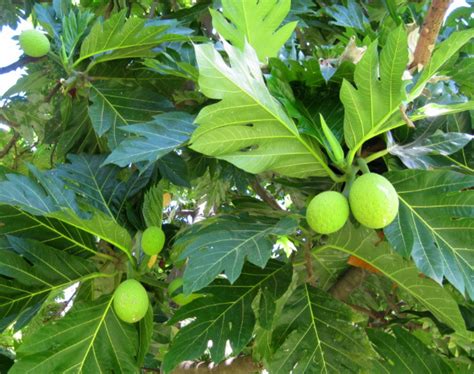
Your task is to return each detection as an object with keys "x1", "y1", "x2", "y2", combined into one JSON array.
[
  {"x1": 357, "y1": 158, "x2": 371, "y2": 174},
  {"x1": 364, "y1": 149, "x2": 389, "y2": 164},
  {"x1": 342, "y1": 165, "x2": 358, "y2": 197}
]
